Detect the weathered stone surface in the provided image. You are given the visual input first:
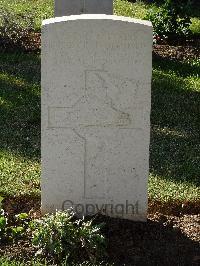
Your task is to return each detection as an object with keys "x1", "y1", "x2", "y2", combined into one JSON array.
[
  {"x1": 54, "y1": 0, "x2": 113, "y2": 17},
  {"x1": 41, "y1": 15, "x2": 152, "y2": 221}
]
